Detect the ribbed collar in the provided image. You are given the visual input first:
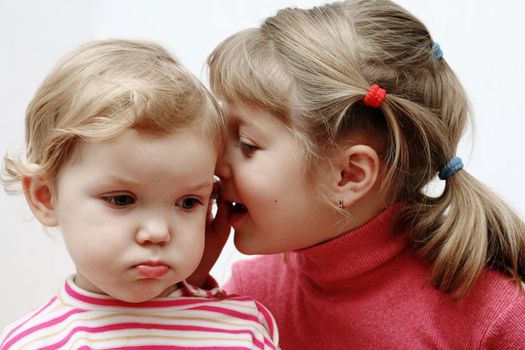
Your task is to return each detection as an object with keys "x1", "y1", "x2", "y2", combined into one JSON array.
[
  {"x1": 59, "y1": 276, "x2": 225, "y2": 310},
  {"x1": 291, "y1": 204, "x2": 408, "y2": 290}
]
